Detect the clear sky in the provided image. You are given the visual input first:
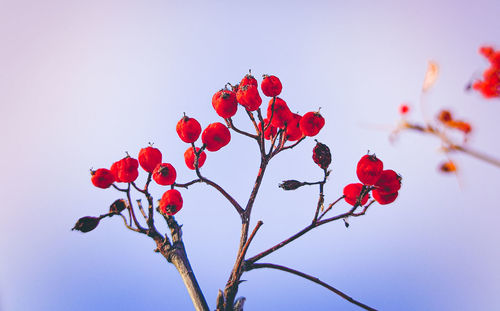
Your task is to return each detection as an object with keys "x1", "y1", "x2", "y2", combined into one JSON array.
[{"x1": 1, "y1": 0, "x2": 500, "y2": 310}]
